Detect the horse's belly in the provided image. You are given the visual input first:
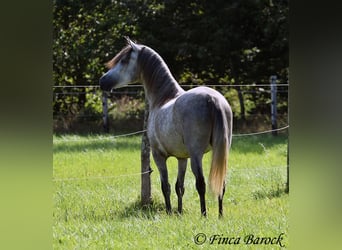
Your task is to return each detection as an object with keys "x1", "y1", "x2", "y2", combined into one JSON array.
[
  {"x1": 149, "y1": 127, "x2": 211, "y2": 159},
  {"x1": 164, "y1": 136, "x2": 189, "y2": 158},
  {"x1": 169, "y1": 144, "x2": 212, "y2": 158},
  {"x1": 152, "y1": 126, "x2": 189, "y2": 158}
]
